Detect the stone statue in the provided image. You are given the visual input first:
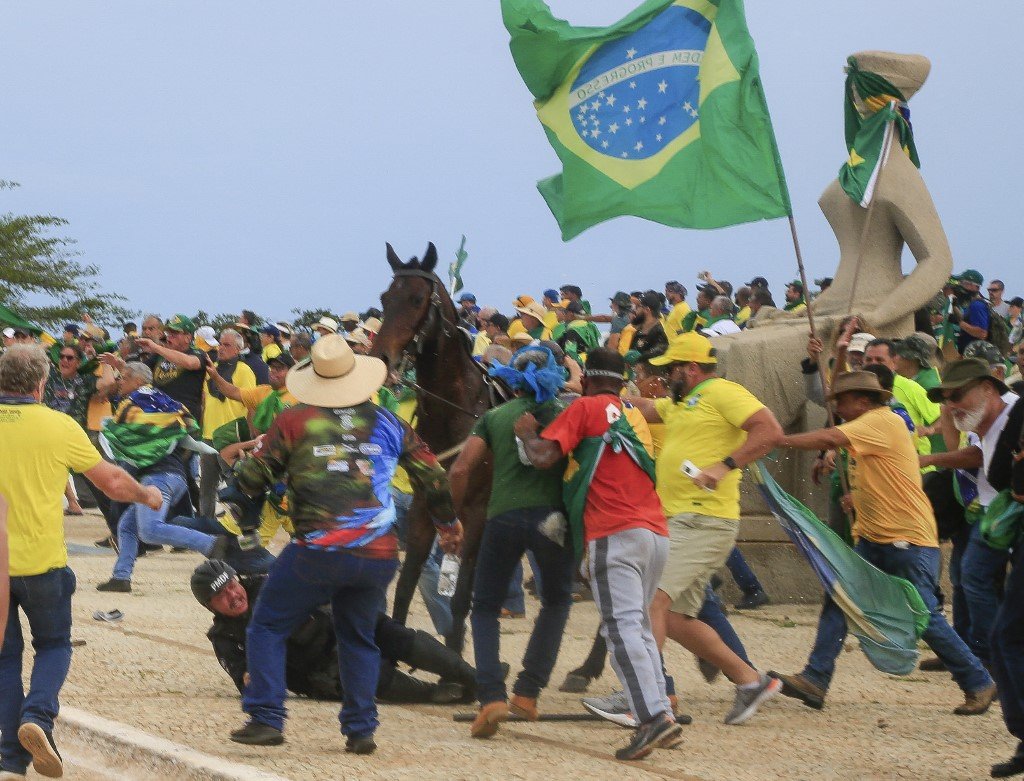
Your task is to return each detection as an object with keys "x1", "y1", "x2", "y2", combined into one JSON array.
[{"x1": 715, "y1": 50, "x2": 953, "y2": 430}]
